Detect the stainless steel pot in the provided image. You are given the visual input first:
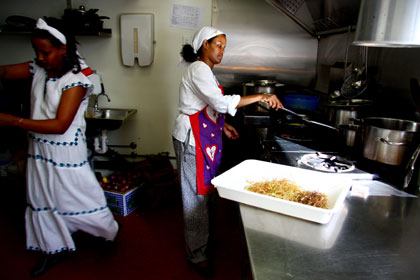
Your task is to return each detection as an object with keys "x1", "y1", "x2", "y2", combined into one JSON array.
[
  {"x1": 243, "y1": 80, "x2": 284, "y2": 113},
  {"x1": 362, "y1": 117, "x2": 420, "y2": 166},
  {"x1": 339, "y1": 124, "x2": 362, "y2": 148},
  {"x1": 327, "y1": 99, "x2": 373, "y2": 126},
  {"x1": 243, "y1": 80, "x2": 284, "y2": 95}
]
